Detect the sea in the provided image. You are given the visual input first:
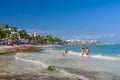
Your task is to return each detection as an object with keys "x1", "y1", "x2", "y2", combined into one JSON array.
[{"x1": 15, "y1": 44, "x2": 120, "y2": 80}]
